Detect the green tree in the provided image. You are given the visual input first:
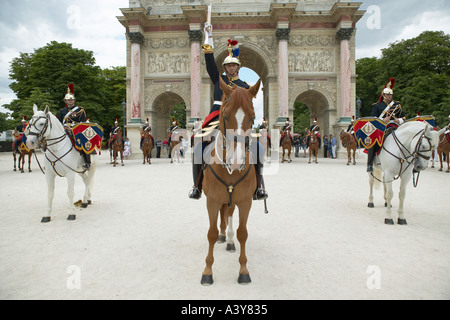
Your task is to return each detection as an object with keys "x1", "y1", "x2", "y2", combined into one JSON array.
[
  {"x1": 170, "y1": 102, "x2": 187, "y2": 128},
  {"x1": 356, "y1": 31, "x2": 449, "y2": 127},
  {"x1": 293, "y1": 101, "x2": 310, "y2": 133},
  {"x1": 7, "y1": 41, "x2": 106, "y2": 123}
]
